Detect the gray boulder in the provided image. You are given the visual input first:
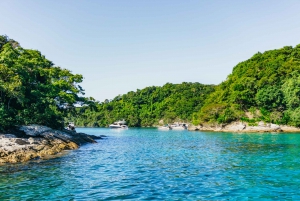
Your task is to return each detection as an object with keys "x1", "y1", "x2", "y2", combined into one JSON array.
[
  {"x1": 0, "y1": 134, "x2": 17, "y2": 138},
  {"x1": 19, "y1": 125, "x2": 52, "y2": 136}
]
